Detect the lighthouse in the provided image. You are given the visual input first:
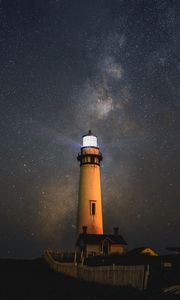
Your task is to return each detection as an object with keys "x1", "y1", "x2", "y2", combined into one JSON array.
[
  {"x1": 77, "y1": 130, "x2": 103, "y2": 236},
  {"x1": 44, "y1": 131, "x2": 127, "y2": 261}
]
